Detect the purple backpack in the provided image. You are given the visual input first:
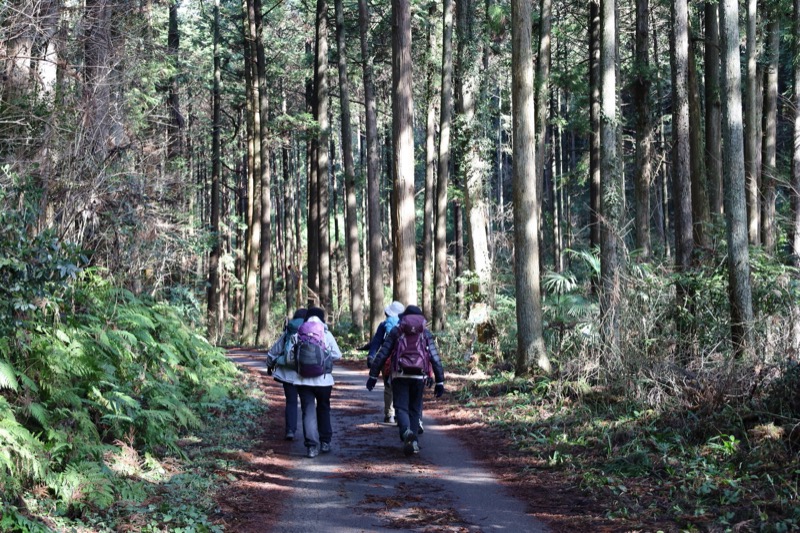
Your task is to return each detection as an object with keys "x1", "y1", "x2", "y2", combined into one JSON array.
[
  {"x1": 391, "y1": 314, "x2": 430, "y2": 376},
  {"x1": 294, "y1": 320, "x2": 331, "y2": 377}
]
